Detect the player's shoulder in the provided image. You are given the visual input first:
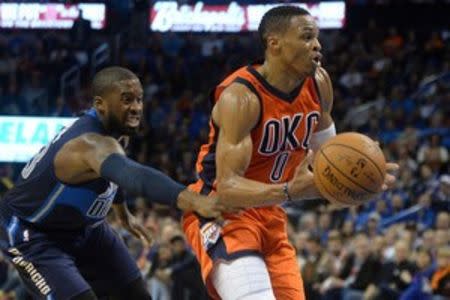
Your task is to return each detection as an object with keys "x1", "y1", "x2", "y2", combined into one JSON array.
[
  {"x1": 218, "y1": 83, "x2": 261, "y2": 117},
  {"x1": 314, "y1": 66, "x2": 332, "y2": 85},
  {"x1": 313, "y1": 66, "x2": 333, "y2": 104},
  {"x1": 67, "y1": 132, "x2": 118, "y2": 152},
  {"x1": 221, "y1": 82, "x2": 260, "y2": 104},
  {"x1": 213, "y1": 82, "x2": 261, "y2": 129}
]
